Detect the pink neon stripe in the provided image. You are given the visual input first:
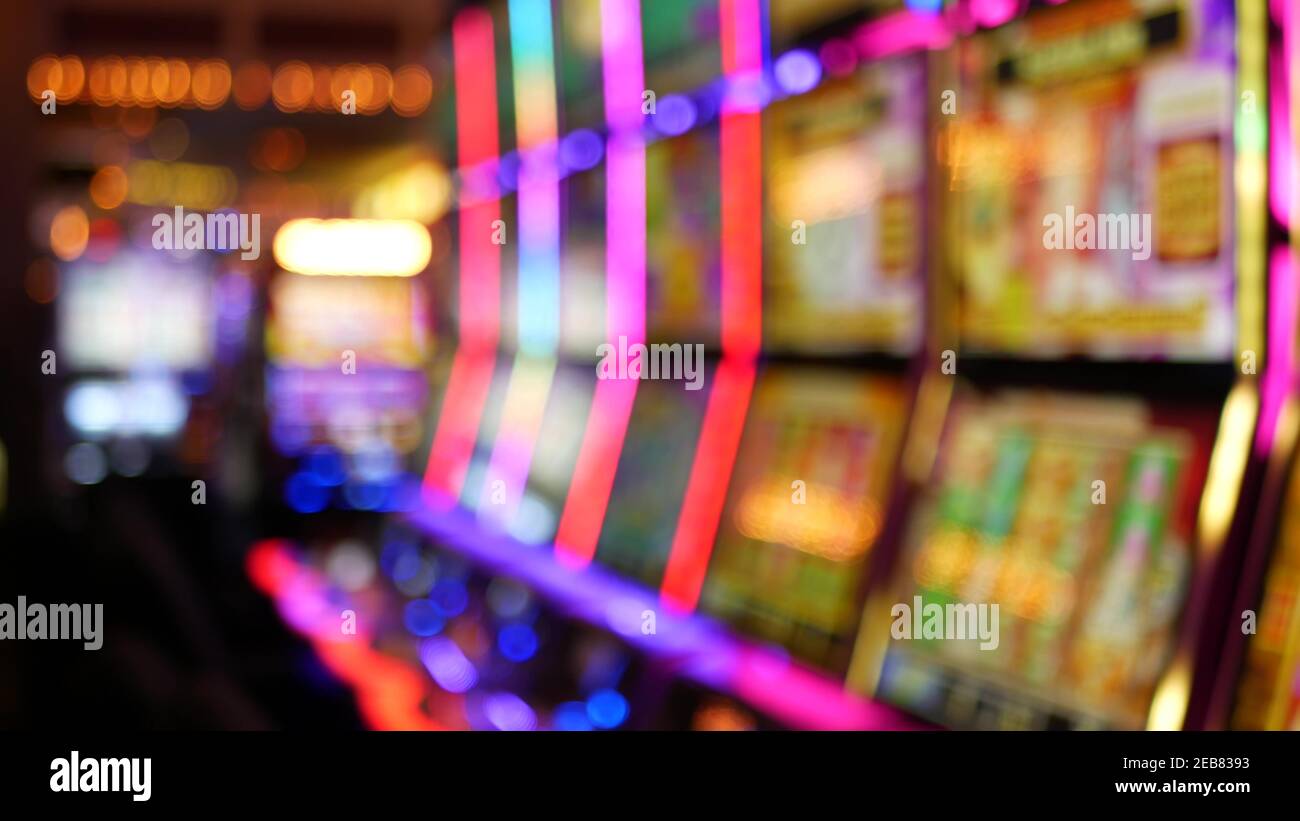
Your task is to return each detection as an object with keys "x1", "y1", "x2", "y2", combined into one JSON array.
[
  {"x1": 1258, "y1": 247, "x2": 1297, "y2": 454},
  {"x1": 1270, "y1": 47, "x2": 1291, "y2": 228},
  {"x1": 854, "y1": 9, "x2": 954, "y2": 61},
  {"x1": 553, "y1": 0, "x2": 647, "y2": 567},
  {"x1": 422, "y1": 9, "x2": 502, "y2": 499},
  {"x1": 602, "y1": 0, "x2": 647, "y2": 132},
  {"x1": 661, "y1": 359, "x2": 756, "y2": 610},
  {"x1": 720, "y1": 0, "x2": 763, "y2": 74},
  {"x1": 606, "y1": 137, "x2": 647, "y2": 343}
]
